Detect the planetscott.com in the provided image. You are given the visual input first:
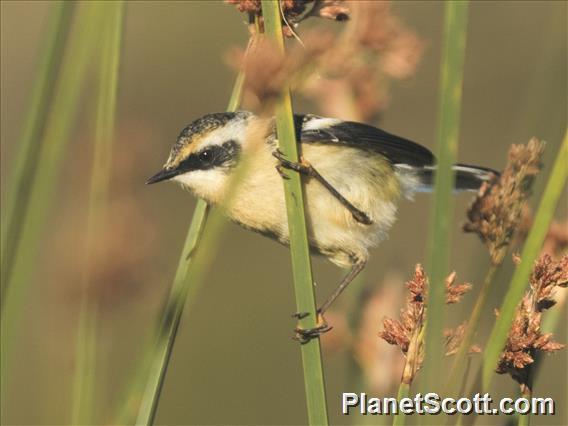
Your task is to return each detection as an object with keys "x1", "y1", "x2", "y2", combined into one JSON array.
[{"x1": 342, "y1": 392, "x2": 555, "y2": 416}]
